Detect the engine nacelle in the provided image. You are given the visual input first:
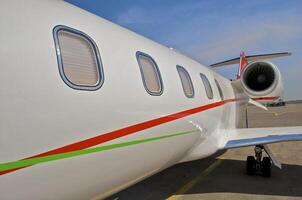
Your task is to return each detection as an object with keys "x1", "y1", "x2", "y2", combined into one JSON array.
[{"x1": 240, "y1": 61, "x2": 283, "y2": 101}]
